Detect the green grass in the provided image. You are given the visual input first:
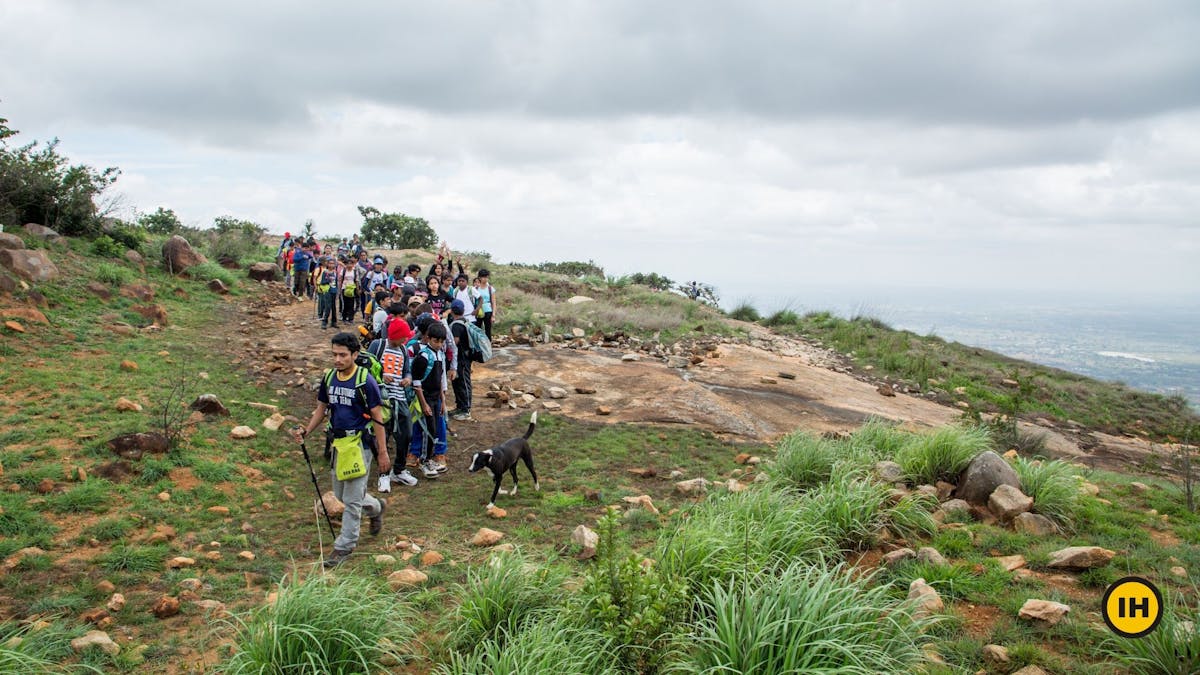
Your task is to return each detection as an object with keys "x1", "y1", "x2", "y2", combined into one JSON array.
[
  {"x1": 725, "y1": 302, "x2": 760, "y2": 322},
  {"x1": 894, "y1": 425, "x2": 993, "y2": 485},
  {"x1": 221, "y1": 571, "x2": 413, "y2": 674},
  {"x1": 45, "y1": 479, "x2": 113, "y2": 514},
  {"x1": 770, "y1": 430, "x2": 838, "y2": 489},
  {"x1": 186, "y1": 261, "x2": 236, "y2": 287},
  {"x1": 442, "y1": 551, "x2": 566, "y2": 653},
  {"x1": 98, "y1": 544, "x2": 167, "y2": 573},
  {"x1": 437, "y1": 616, "x2": 618, "y2": 675},
  {"x1": 1104, "y1": 595, "x2": 1200, "y2": 675},
  {"x1": 667, "y1": 561, "x2": 934, "y2": 674},
  {"x1": 1013, "y1": 456, "x2": 1083, "y2": 528},
  {"x1": 95, "y1": 261, "x2": 136, "y2": 286}
]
